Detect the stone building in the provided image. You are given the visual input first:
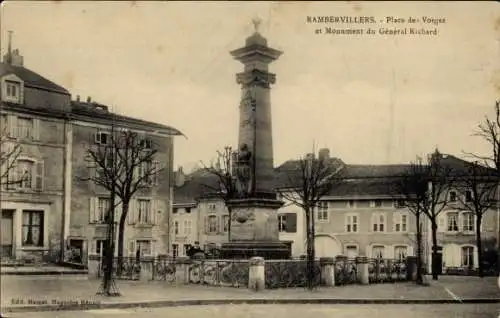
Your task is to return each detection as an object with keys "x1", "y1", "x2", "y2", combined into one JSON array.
[
  {"x1": 0, "y1": 42, "x2": 182, "y2": 263},
  {"x1": 173, "y1": 148, "x2": 498, "y2": 272}
]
